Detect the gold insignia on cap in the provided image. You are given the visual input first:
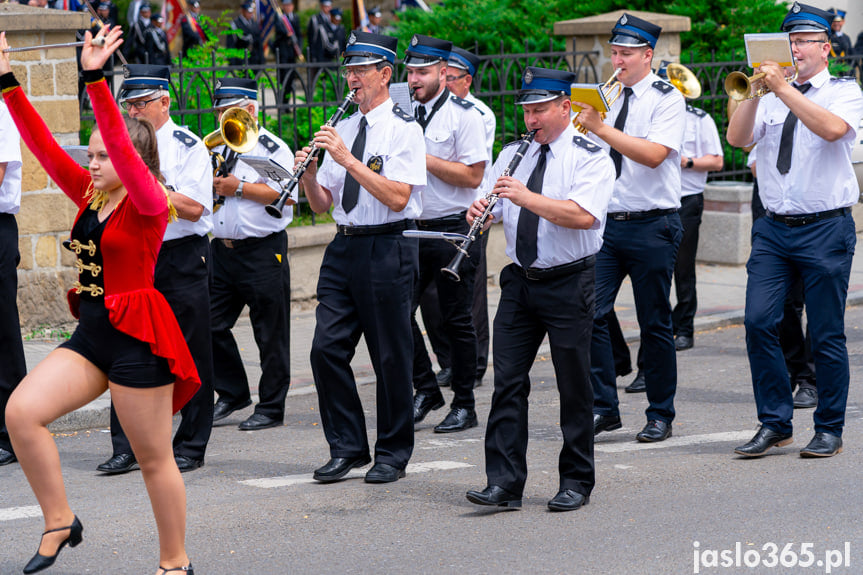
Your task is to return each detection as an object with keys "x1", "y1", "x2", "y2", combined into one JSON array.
[
  {"x1": 620, "y1": 14, "x2": 628, "y2": 25},
  {"x1": 348, "y1": 32, "x2": 356, "y2": 45},
  {"x1": 411, "y1": 35, "x2": 418, "y2": 46},
  {"x1": 524, "y1": 69, "x2": 533, "y2": 84}
]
